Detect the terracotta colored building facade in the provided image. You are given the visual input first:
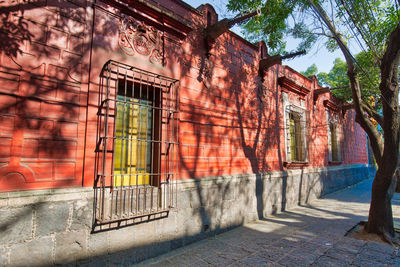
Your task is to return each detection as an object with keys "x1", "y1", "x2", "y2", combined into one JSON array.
[{"x1": 0, "y1": 0, "x2": 374, "y2": 265}]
